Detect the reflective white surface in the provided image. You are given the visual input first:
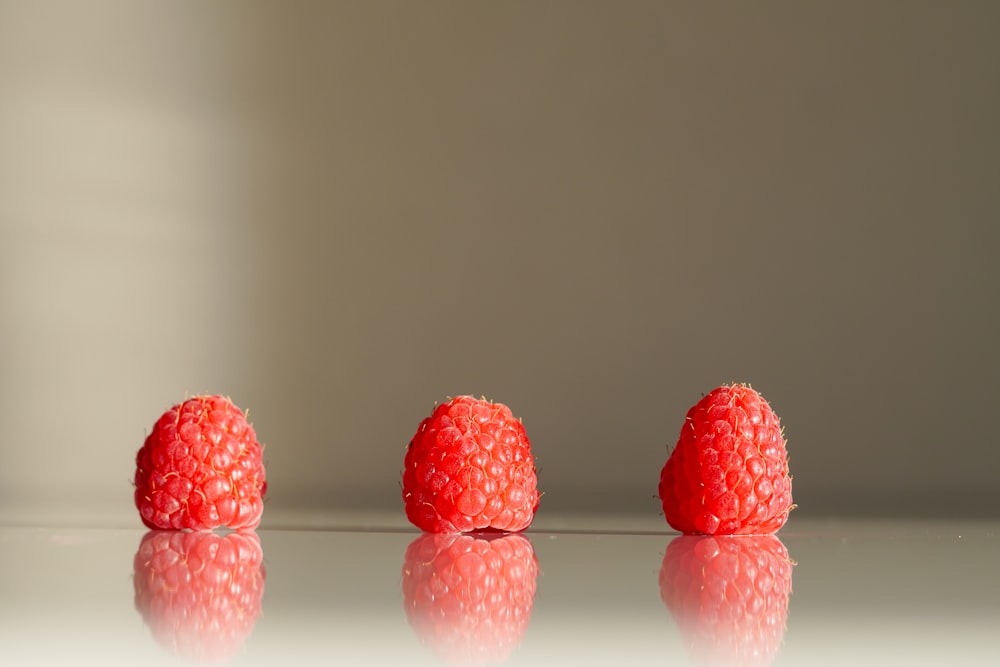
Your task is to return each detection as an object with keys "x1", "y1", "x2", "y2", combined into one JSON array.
[{"x1": 1, "y1": 516, "x2": 996, "y2": 666}]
